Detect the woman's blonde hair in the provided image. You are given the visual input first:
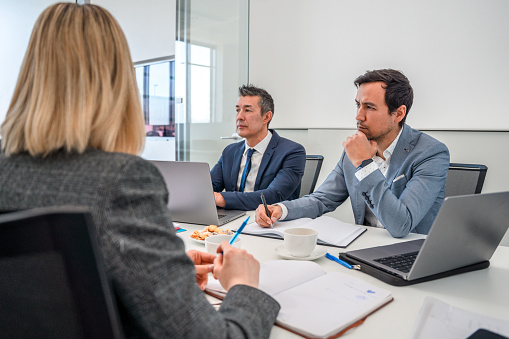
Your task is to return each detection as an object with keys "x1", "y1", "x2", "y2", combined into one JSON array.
[{"x1": 1, "y1": 2, "x2": 144, "y2": 157}]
